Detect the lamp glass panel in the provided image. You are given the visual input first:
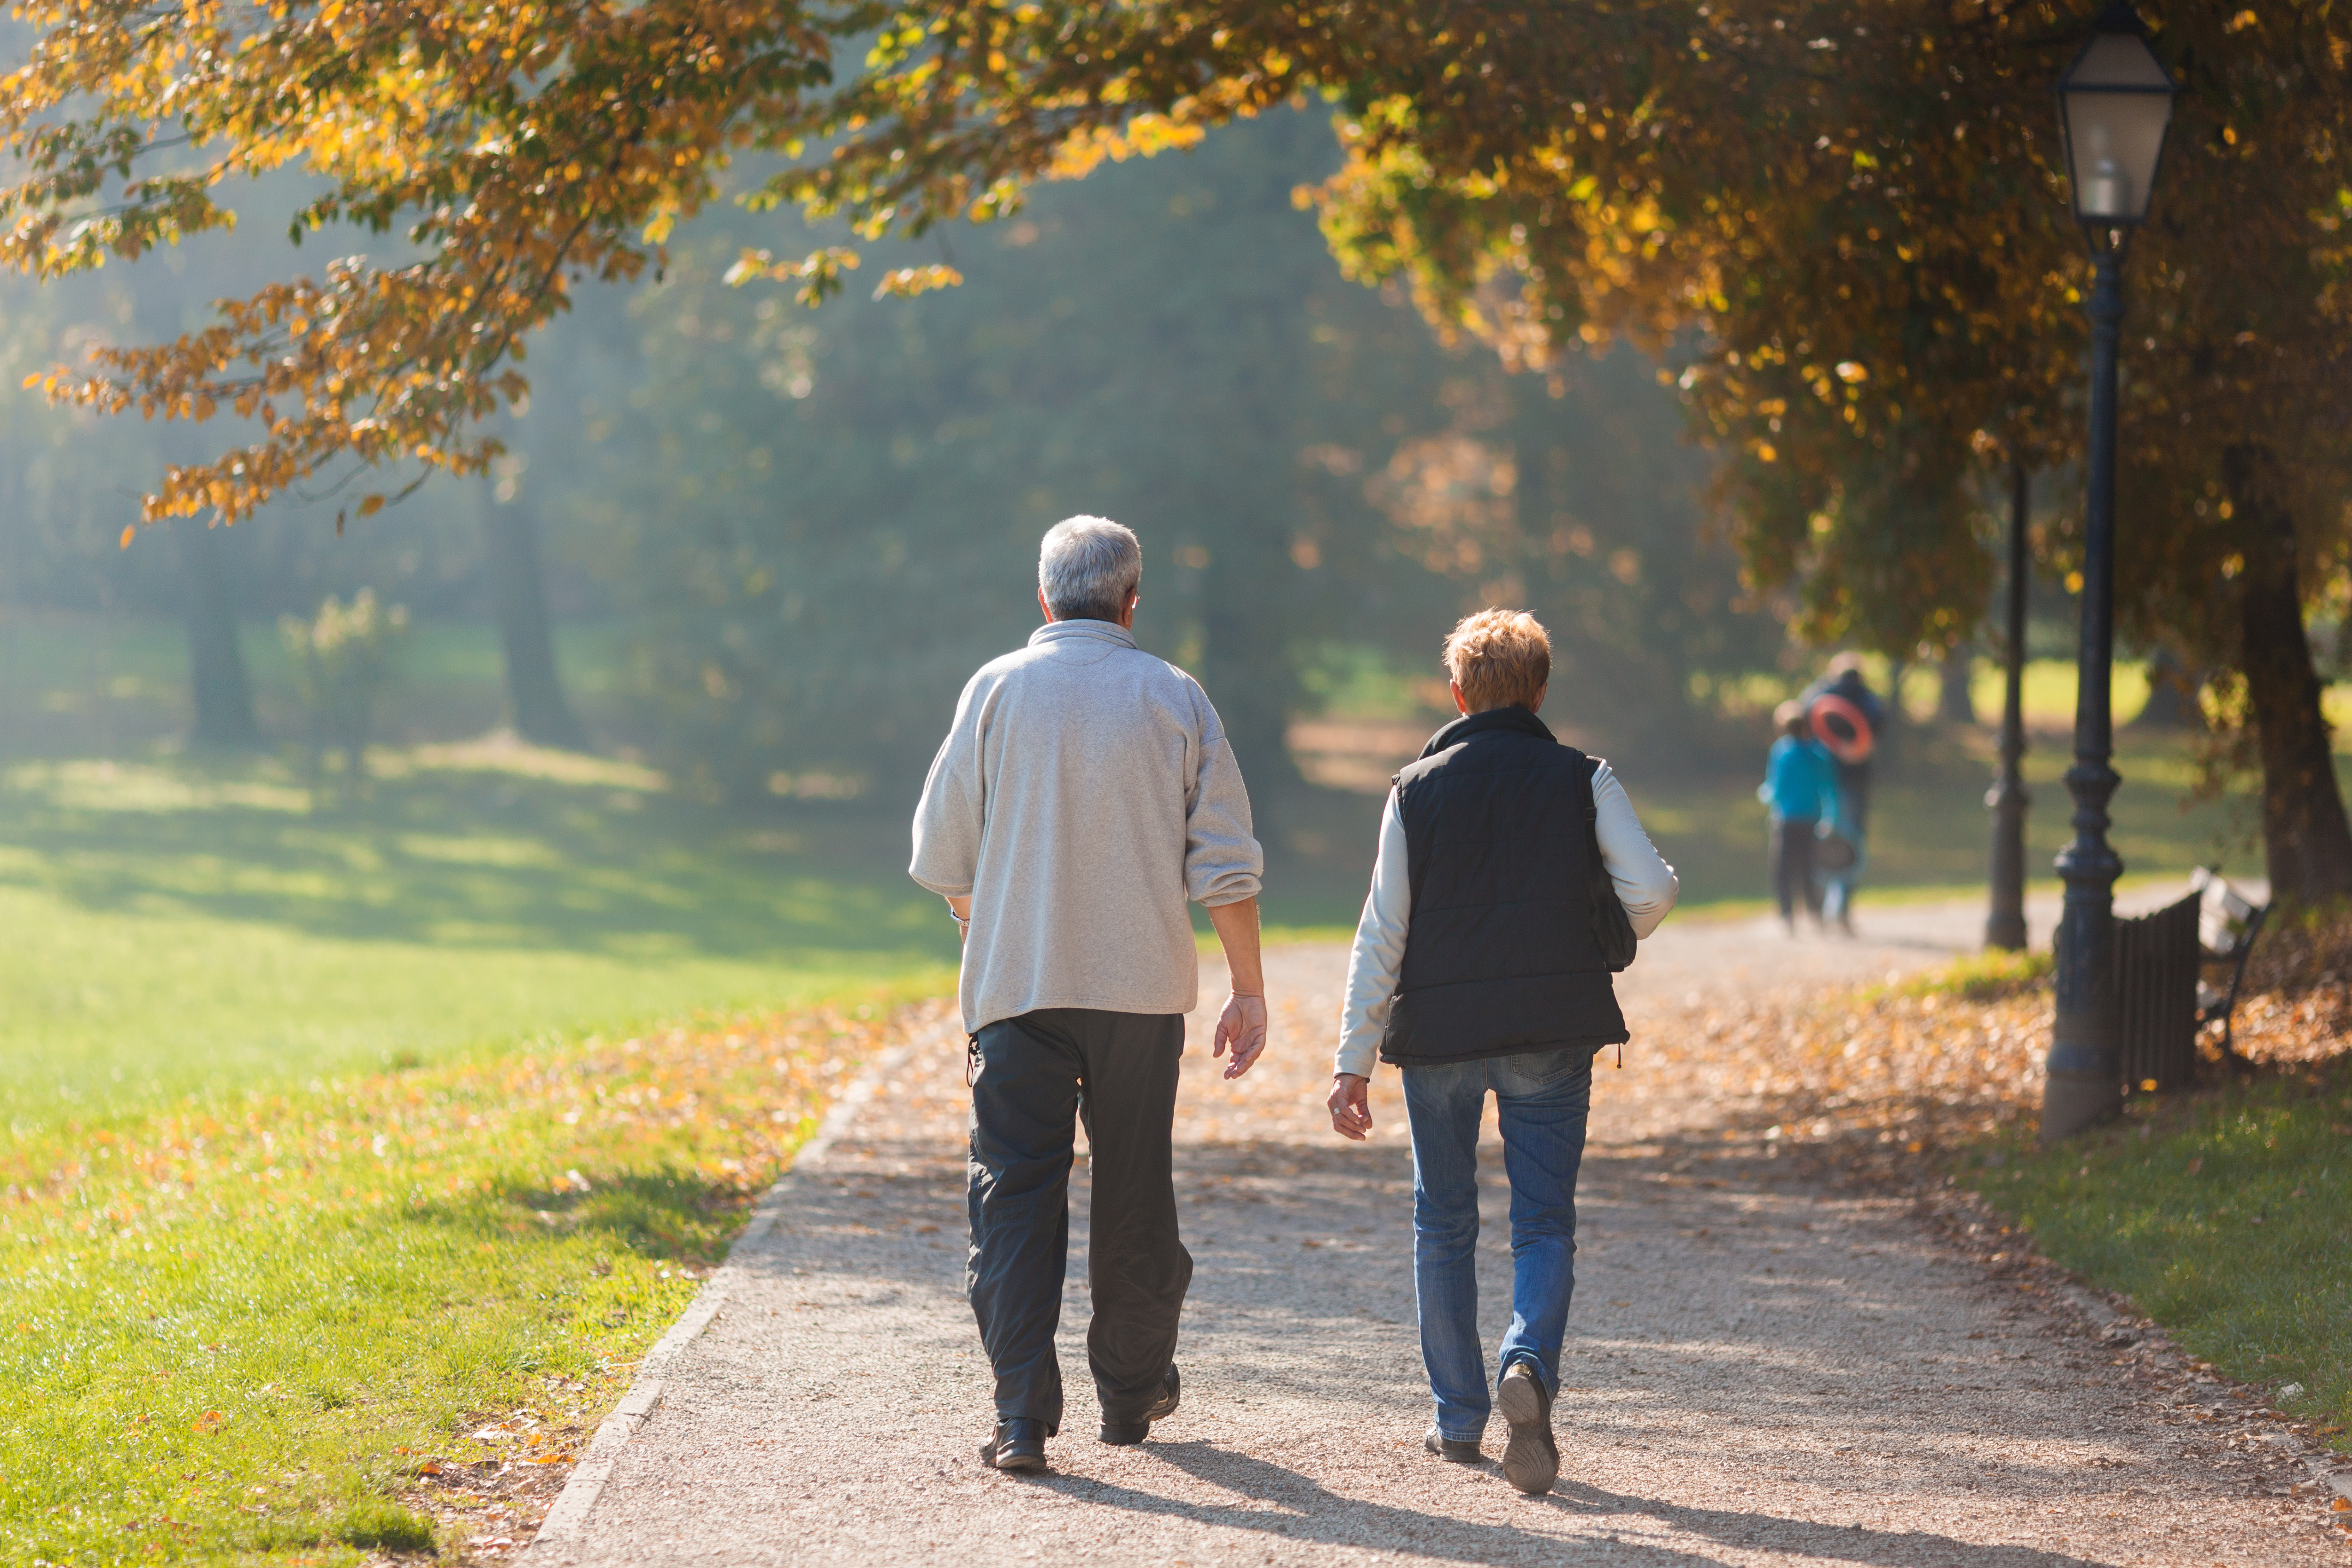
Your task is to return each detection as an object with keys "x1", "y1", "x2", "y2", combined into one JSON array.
[
  {"x1": 2062, "y1": 90, "x2": 2172, "y2": 221},
  {"x1": 2060, "y1": 33, "x2": 2174, "y2": 223}
]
